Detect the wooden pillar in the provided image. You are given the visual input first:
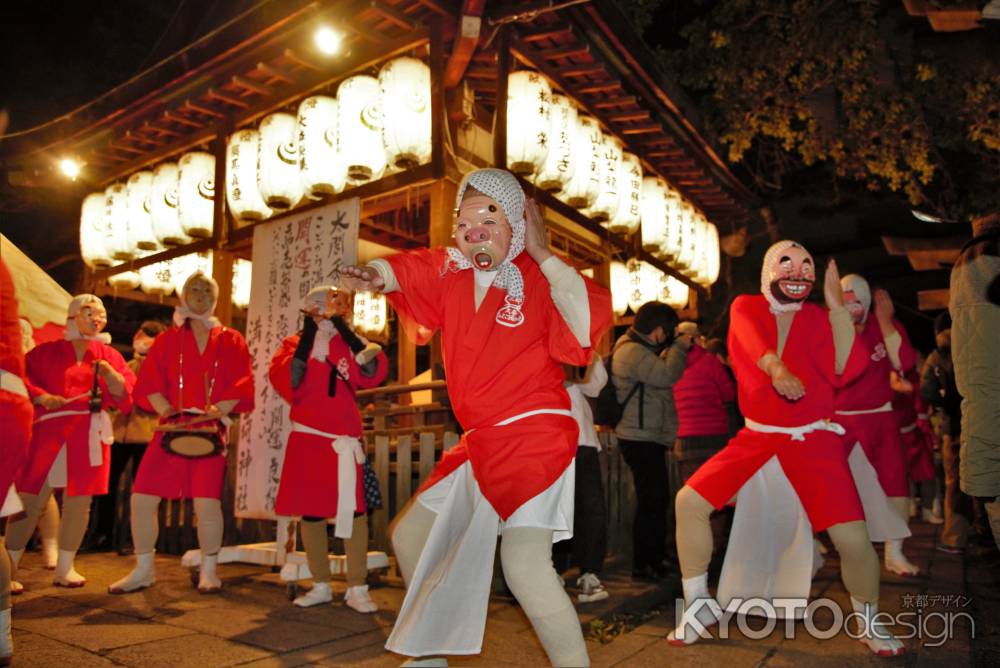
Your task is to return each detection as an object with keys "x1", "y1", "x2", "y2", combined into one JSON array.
[
  {"x1": 212, "y1": 249, "x2": 235, "y2": 327},
  {"x1": 397, "y1": 320, "x2": 417, "y2": 385},
  {"x1": 210, "y1": 129, "x2": 234, "y2": 327},
  {"x1": 427, "y1": 179, "x2": 457, "y2": 376},
  {"x1": 594, "y1": 259, "x2": 613, "y2": 354}
]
